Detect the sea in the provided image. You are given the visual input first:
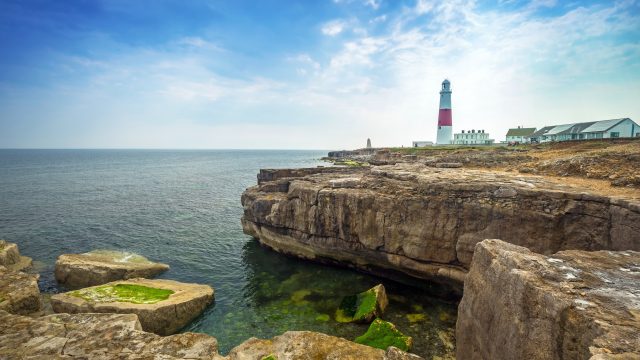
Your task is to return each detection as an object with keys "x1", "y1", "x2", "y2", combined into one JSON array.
[{"x1": 0, "y1": 149, "x2": 458, "y2": 357}]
